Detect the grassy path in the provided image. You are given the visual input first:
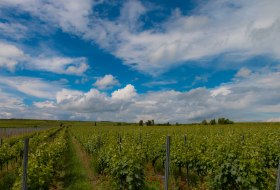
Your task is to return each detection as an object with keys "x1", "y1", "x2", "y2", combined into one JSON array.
[
  {"x1": 71, "y1": 134, "x2": 96, "y2": 188},
  {"x1": 52, "y1": 130, "x2": 92, "y2": 190},
  {"x1": 70, "y1": 131, "x2": 113, "y2": 190}
]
